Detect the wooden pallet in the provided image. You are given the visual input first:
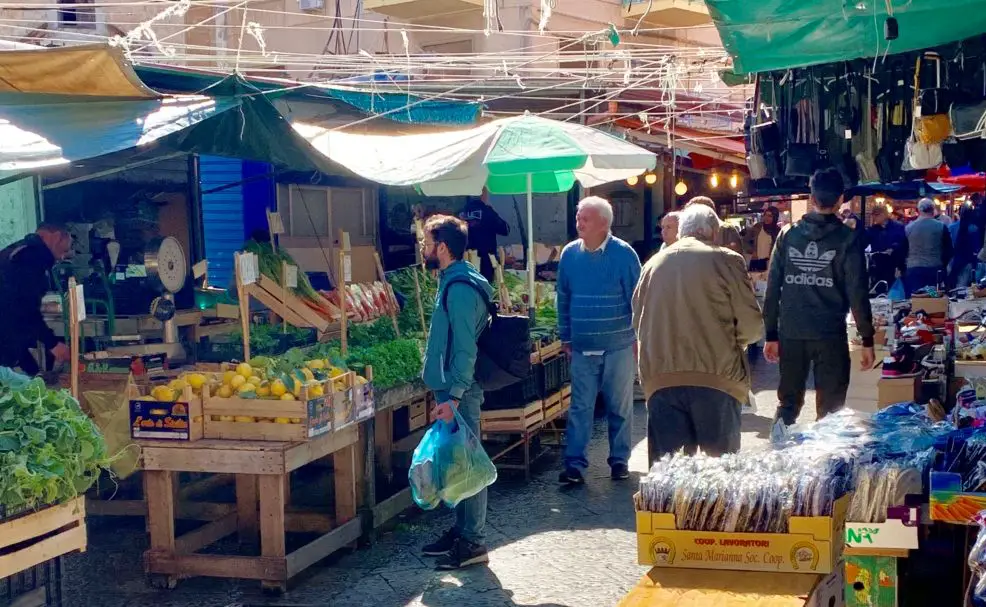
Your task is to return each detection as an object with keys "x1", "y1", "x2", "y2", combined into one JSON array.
[
  {"x1": 481, "y1": 401, "x2": 544, "y2": 433},
  {"x1": 0, "y1": 497, "x2": 87, "y2": 578}
]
